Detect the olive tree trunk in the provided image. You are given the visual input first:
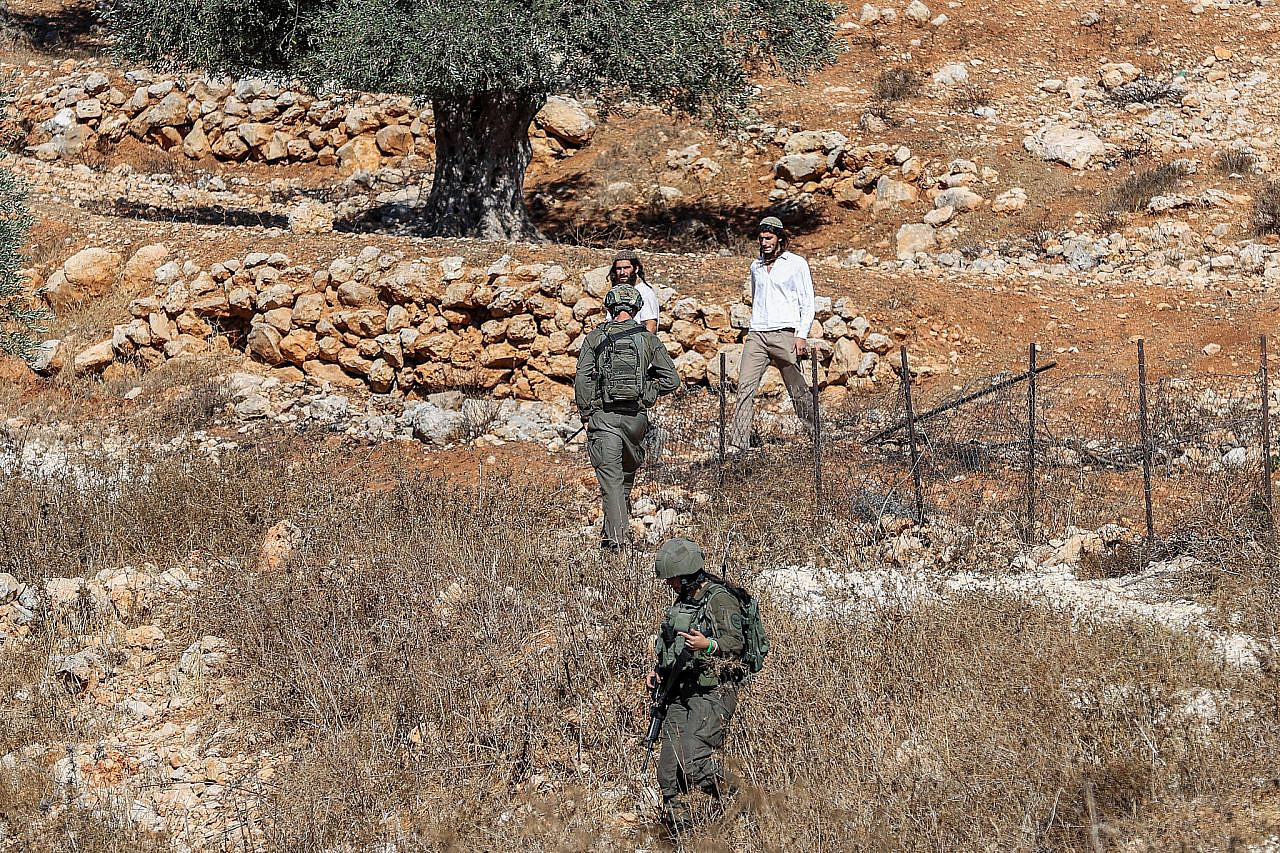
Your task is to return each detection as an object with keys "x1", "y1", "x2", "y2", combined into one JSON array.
[{"x1": 423, "y1": 90, "x2": 545, "y2": 240}]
